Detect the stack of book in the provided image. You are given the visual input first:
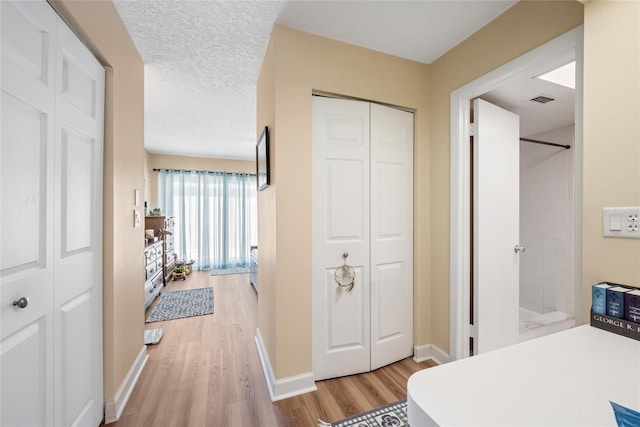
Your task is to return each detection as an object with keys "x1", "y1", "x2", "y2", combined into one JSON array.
[{"x1": 591, "y1": 282, "x2": 640, "y2": 341}]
